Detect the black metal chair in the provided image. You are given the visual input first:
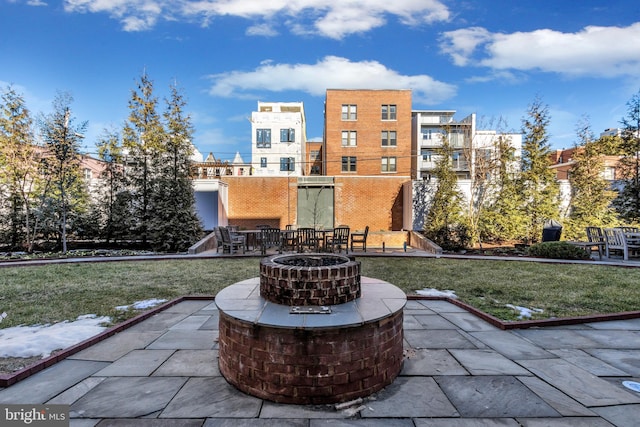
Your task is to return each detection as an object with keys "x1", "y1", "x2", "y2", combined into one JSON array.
[
  {"x1": 350, "y1": 226, "x2": 369, "y2": 252},
  {"x1": 281, "y1": 228, "x2": 298, "y2": 252},
  {"x1": 260, "y1": 227, "x2": 283, "y2": 255},
  {"x1": 297, "y1": 227, "x2": 319, "y2": 252},
  {"x1": 326, "y1": 226, "x2": 350, "y2": 253}
]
